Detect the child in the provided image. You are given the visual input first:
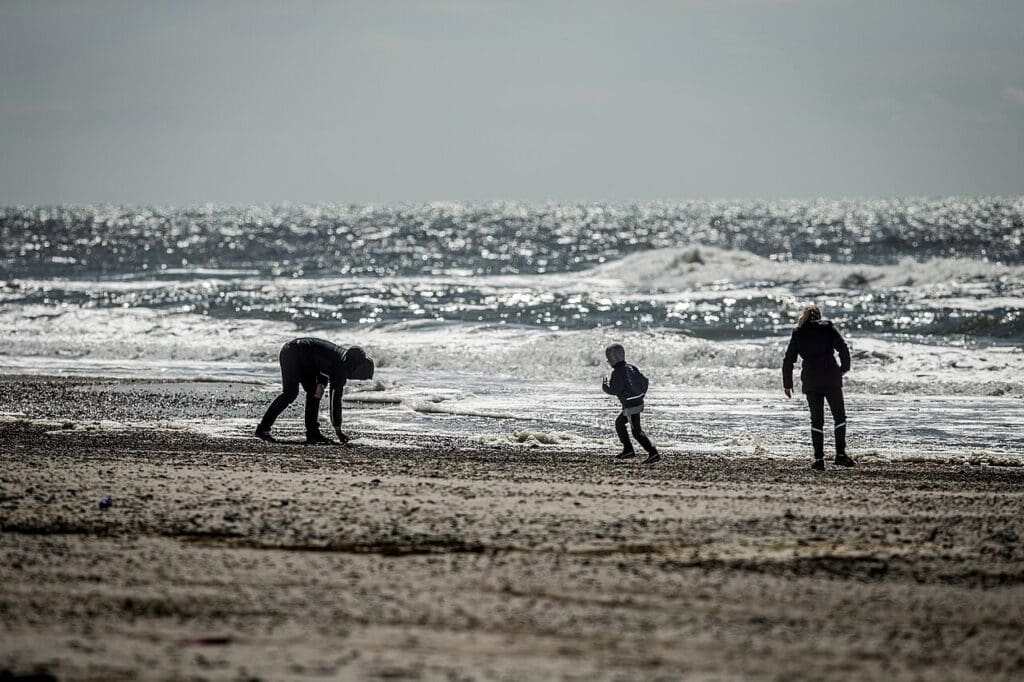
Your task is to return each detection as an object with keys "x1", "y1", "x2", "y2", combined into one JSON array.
[{"x1": 601, "y1": 344, "x2": 660, "y2": 464}]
